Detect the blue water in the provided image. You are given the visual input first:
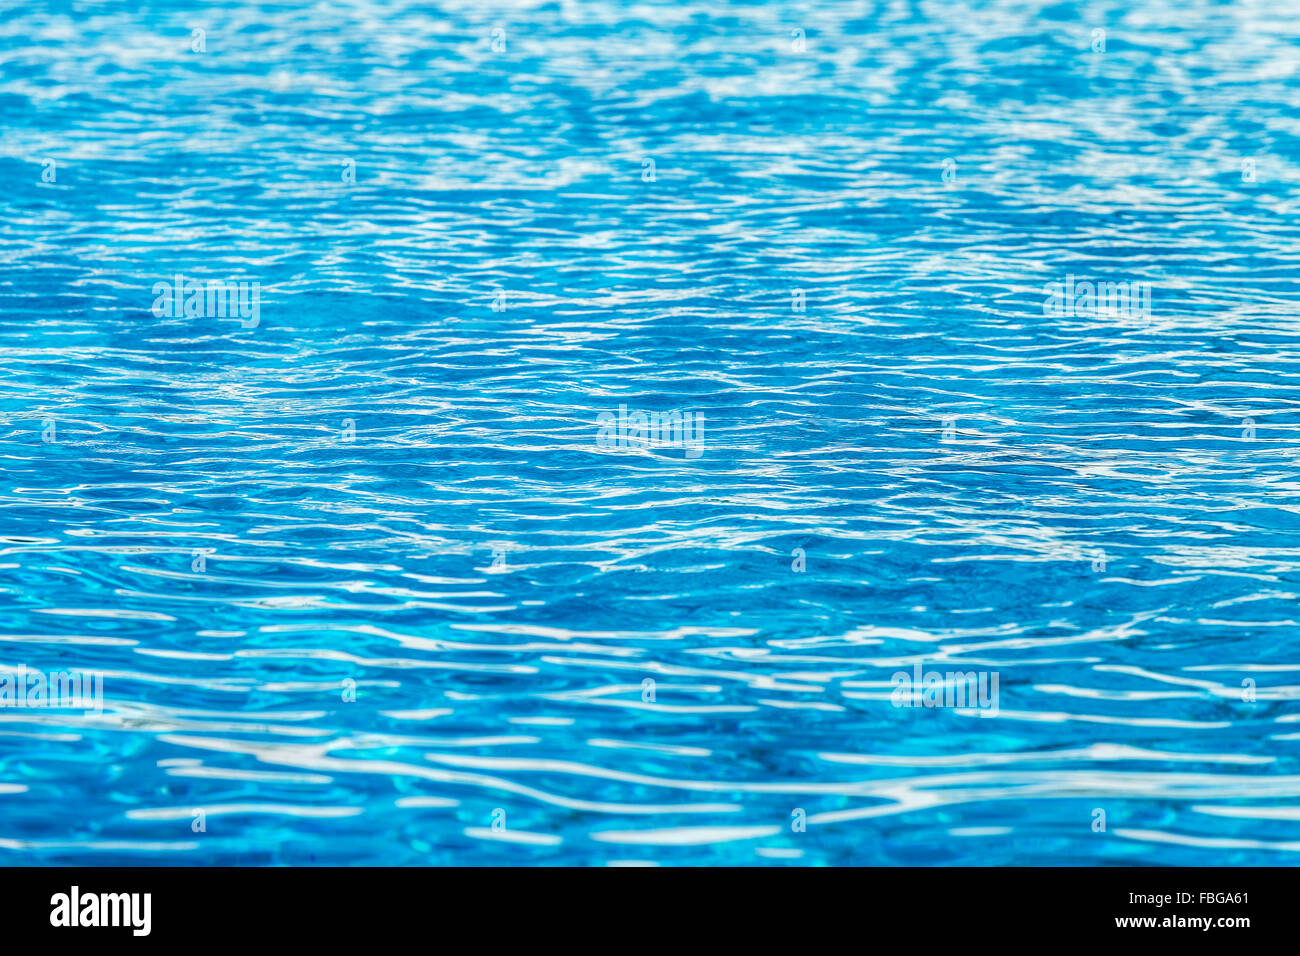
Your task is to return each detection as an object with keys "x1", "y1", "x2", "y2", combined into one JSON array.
[{"x1": 2, "y1": 0, "x2": 1299, "y2": 866}]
